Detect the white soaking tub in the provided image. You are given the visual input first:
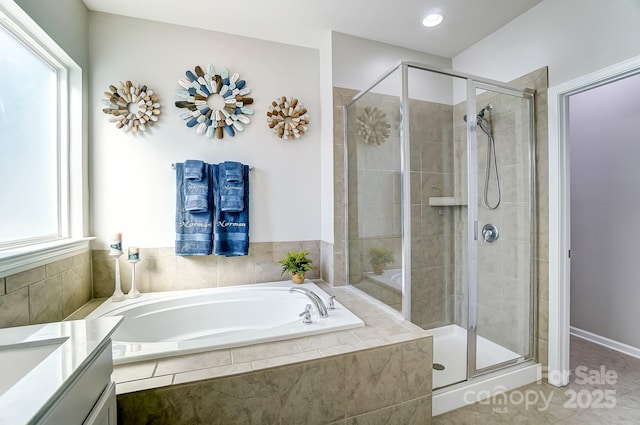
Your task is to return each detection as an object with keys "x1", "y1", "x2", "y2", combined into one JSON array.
[{"x1": 85, "y1": 281, "x2": 364, "y2": 364}]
